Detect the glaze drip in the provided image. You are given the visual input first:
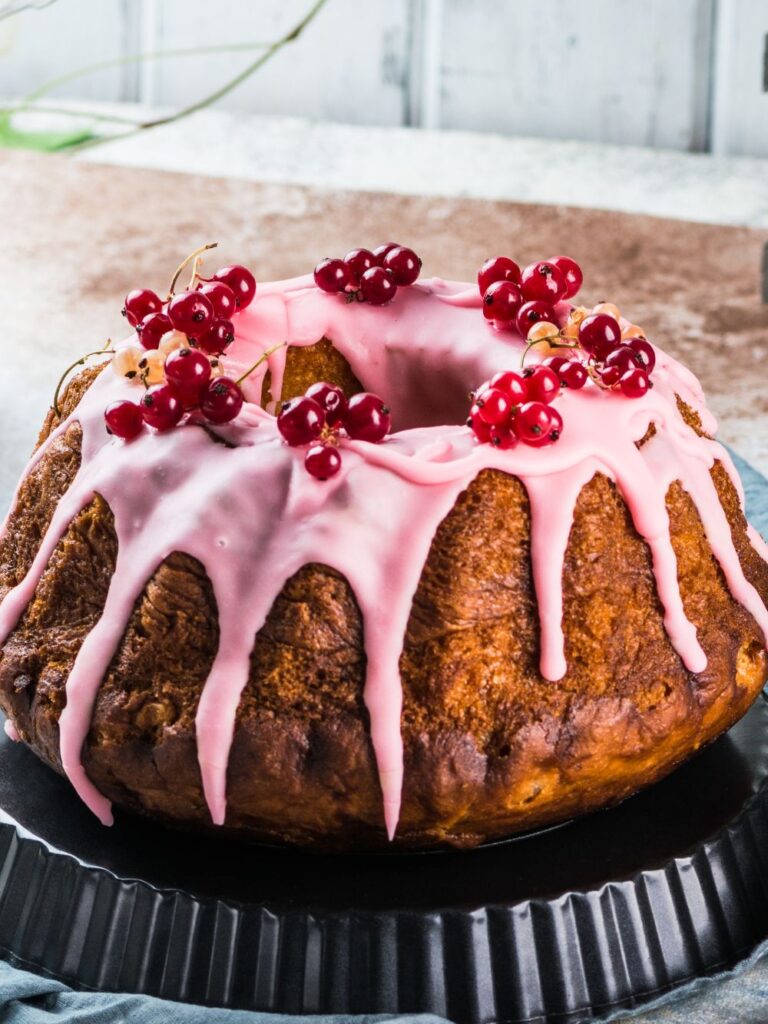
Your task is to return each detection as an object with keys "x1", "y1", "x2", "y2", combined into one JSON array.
[{"x1": 0, "y1": 277, "x2": 766, "y2": 839}]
